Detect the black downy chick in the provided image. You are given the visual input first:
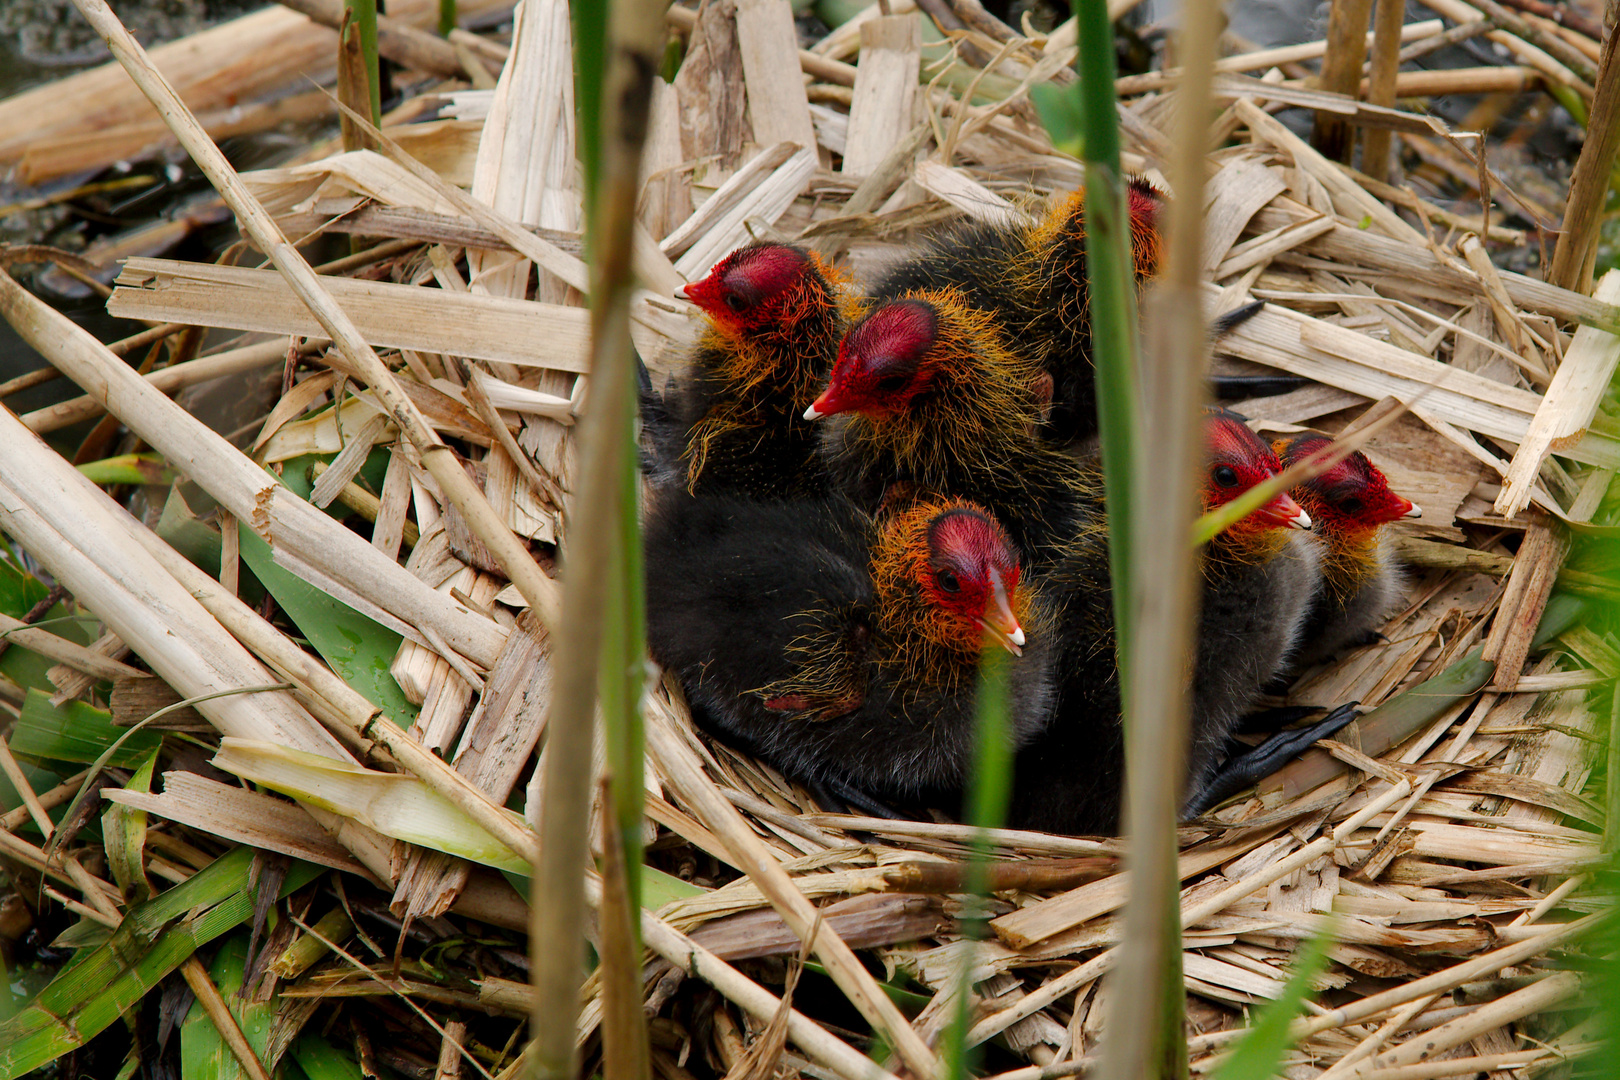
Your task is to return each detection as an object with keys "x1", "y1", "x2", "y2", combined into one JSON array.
[
  {"x1": 643, "y1": 243, "x2": 858, "y2": 496},
  {"x1": 1274, "y1": 432, "x2": 1422, "y2": 670},
  {"x1": 1003, "y1": 410, "x2": 1319, "y2": 835},
  {"x1": 804, "y1": 288, "x2": 1097, "y2": 571},
  {"x1": 865, "y1": 184, "x2": 1303, "y2": 440},
  {"x1": 644, "y1": 492, "x2": 1057, "y2": 811}
]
